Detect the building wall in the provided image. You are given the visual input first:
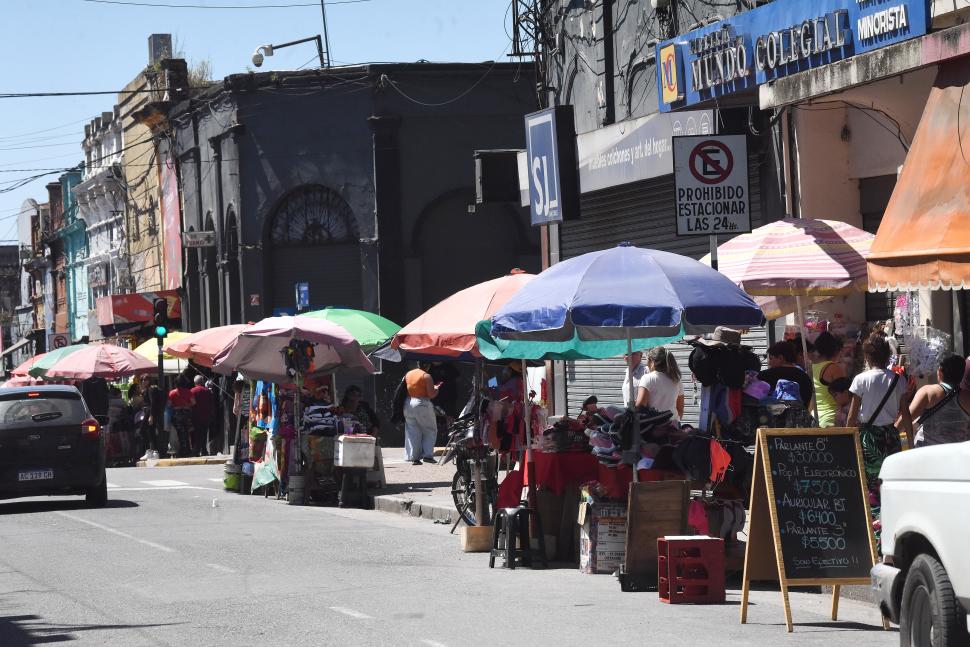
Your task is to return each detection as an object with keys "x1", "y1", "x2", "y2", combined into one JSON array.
[{"x1": 118, "y1": 71, "x2": 163, "y2": 294}]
